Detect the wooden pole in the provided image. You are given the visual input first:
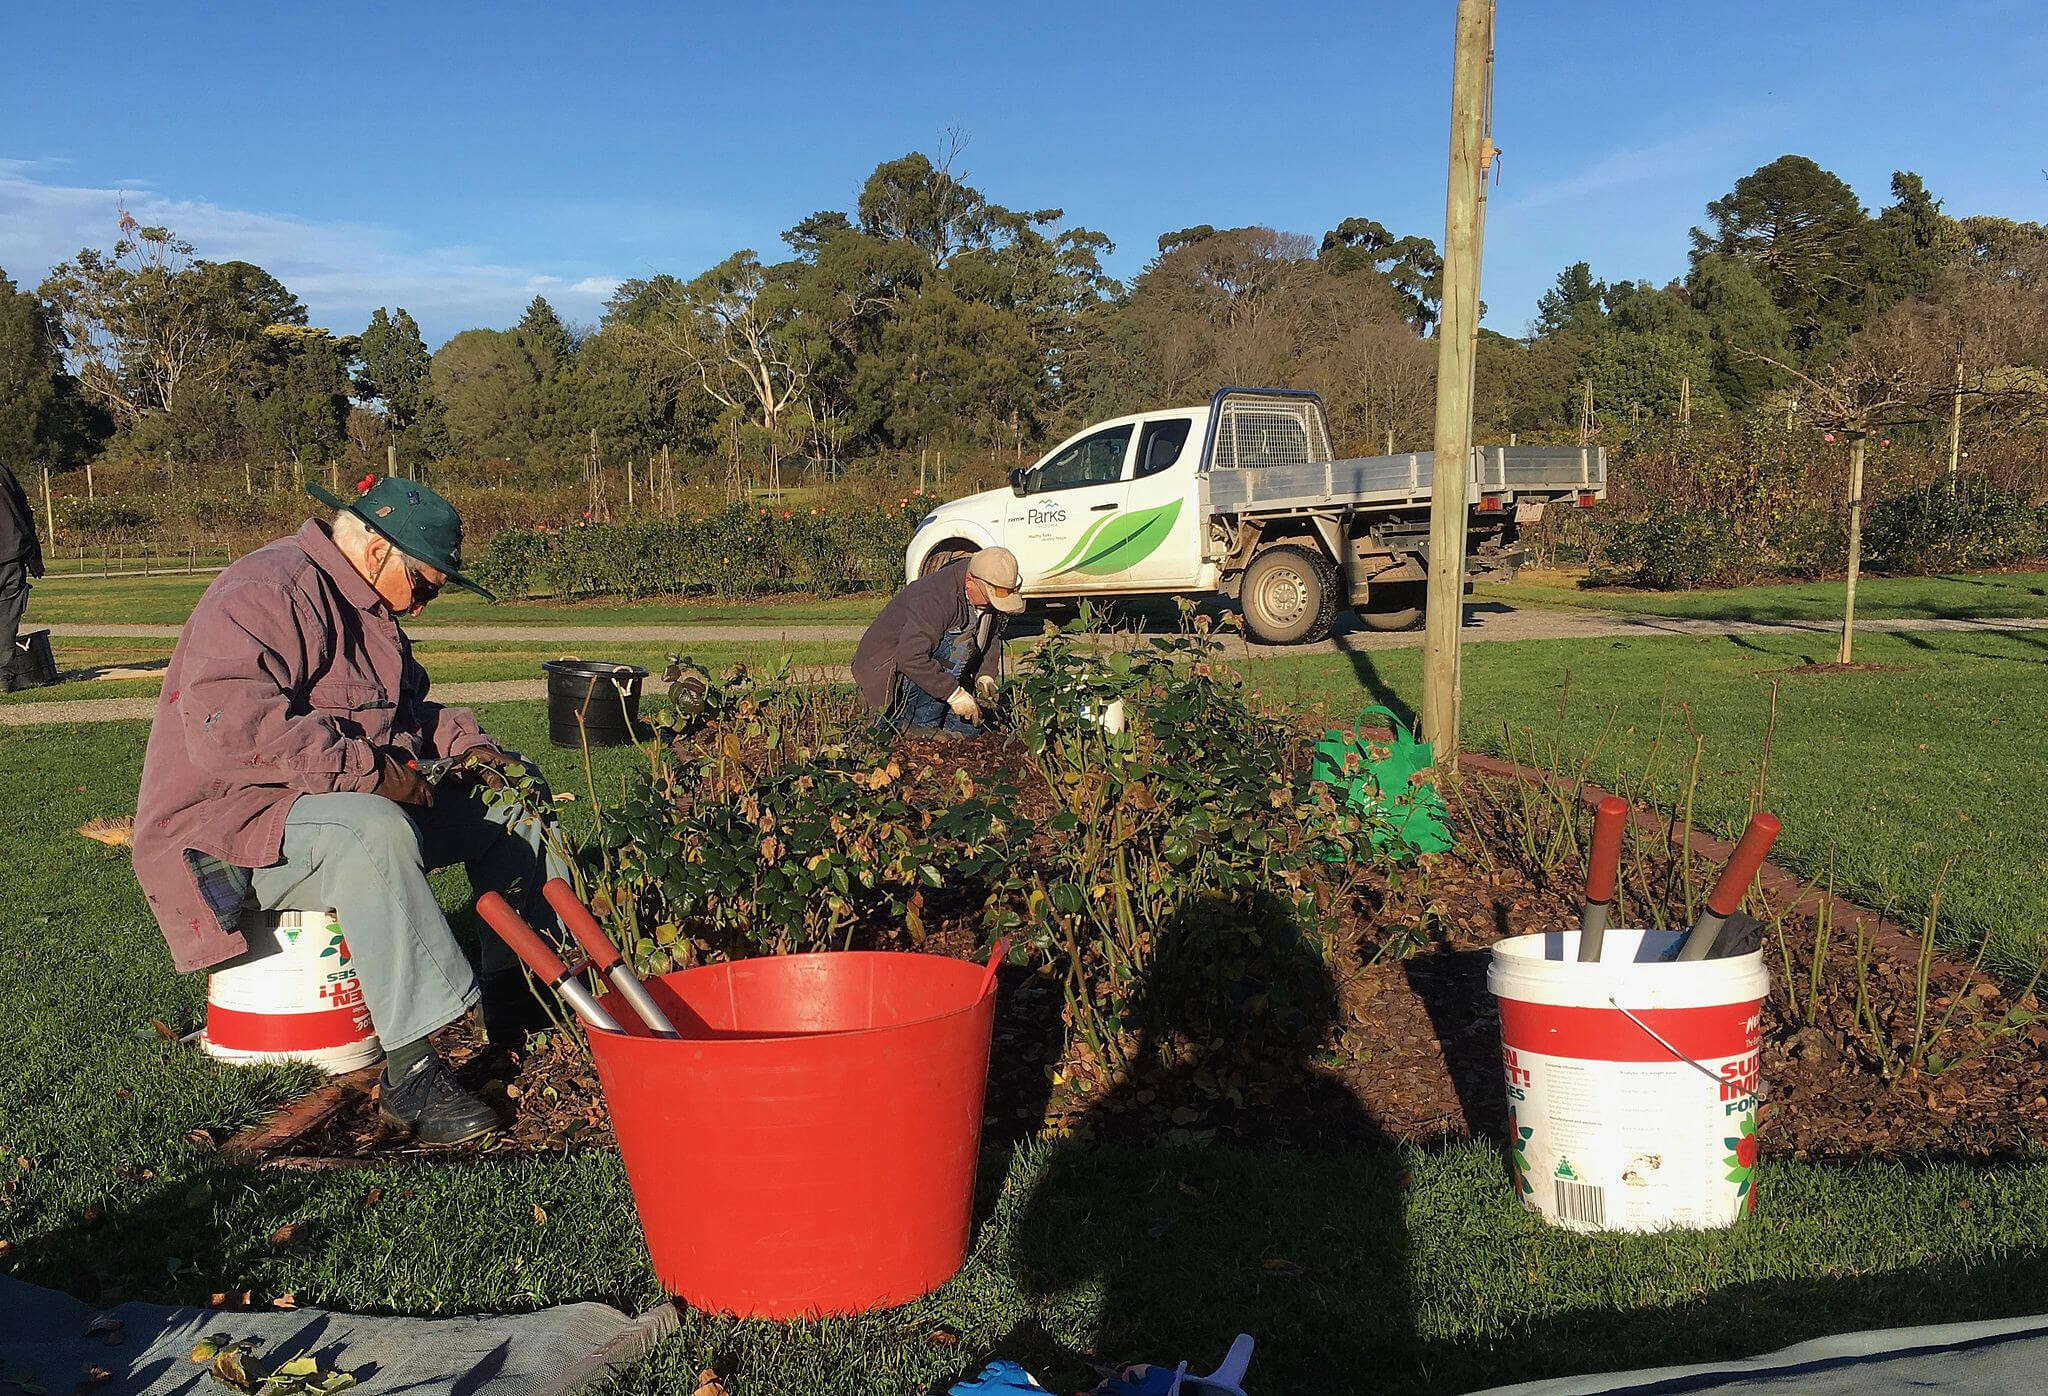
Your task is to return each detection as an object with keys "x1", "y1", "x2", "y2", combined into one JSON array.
[
  {"x1": 1949, "y1": 354, "x2": 1966, "y2": 495},
  {"x1": 386, "y1": 443, "x2": 398, "y2": 480},
  {"x1": 86, "y1": 460, "x2": 94, "y2": 499},
  {"x1": 1385, "y1": 425, "x2": 1395, "y2": 456},
  {"x1": 627, "y1": 457, "x2": 635, "y2": 509},
  {"x1": 1679, "y1": 374, "x2": 1691, "y2": 426},
  {"x1": 1839, "y1": 431, "x2": 1867, "y2": 665},
  {"x1": 1578, "y1": 377, "x2": 1594, "y2": 444},
  {"x1": 1420, "y1": 0, "x2": 1494, "y2": 760},
  {"x1": 41, "y1": 467, "x2": 56, "y2": 549}
]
